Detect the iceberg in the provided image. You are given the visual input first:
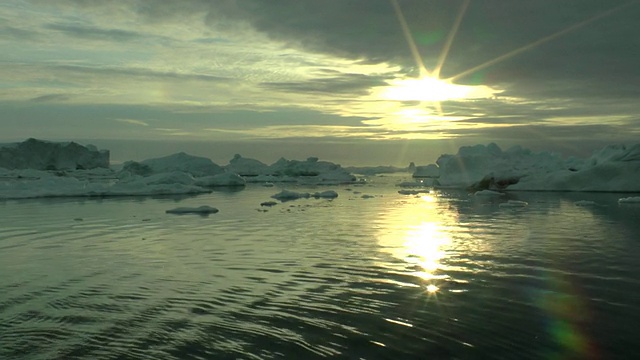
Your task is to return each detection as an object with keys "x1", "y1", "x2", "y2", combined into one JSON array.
[
  {"x1": 194, "y1": 173, "x2": 246, "y2": 187},
  {"x1": 412, "y1": 164, "x2": 440, "y2": 179},
  {"x1": 0, "y1": 138, "x2": 109, "y2": 170},
  {"x1": 432, "y1": 143, "x2": 640, "y2": 192},
  {"x1": 122, "y1": 152, "x2": 224, "y2": 177},
  {"x1": 225, "y1": 154, "x2": 269, "y2": 176}
]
